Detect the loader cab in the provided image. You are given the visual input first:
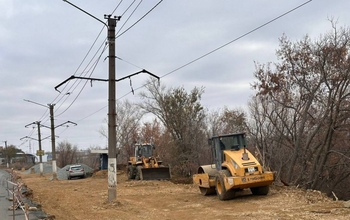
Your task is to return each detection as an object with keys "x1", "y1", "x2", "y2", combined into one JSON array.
[
  {"x1": 209, "y1": 132, "x2": 247, "y2": 170},
  {"x1": 135, "y1": 144, "x2": 153, "y2": 159}
]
